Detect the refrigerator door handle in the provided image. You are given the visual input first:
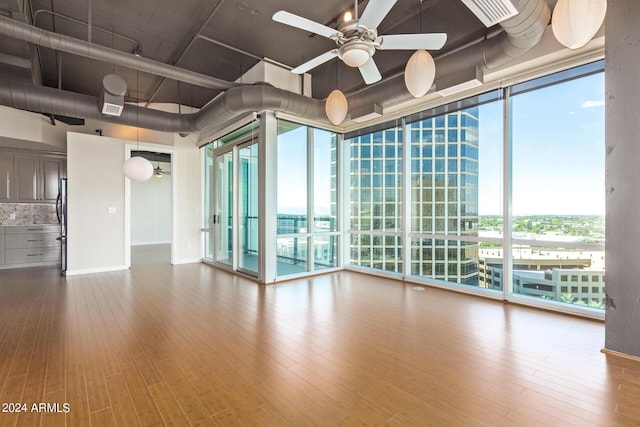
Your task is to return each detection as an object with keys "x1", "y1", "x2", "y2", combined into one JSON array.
[{"x1": 56, "y1": 191, "x2": 61, "y2": 224}]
